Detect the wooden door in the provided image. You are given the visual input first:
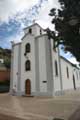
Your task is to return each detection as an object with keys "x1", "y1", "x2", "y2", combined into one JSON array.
[{"x1": 25, "y1": 79, "x2": 31, "y2": 95}]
